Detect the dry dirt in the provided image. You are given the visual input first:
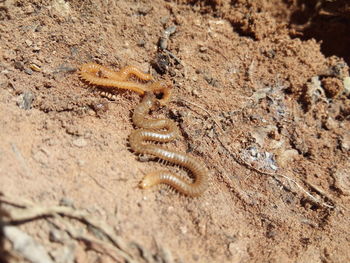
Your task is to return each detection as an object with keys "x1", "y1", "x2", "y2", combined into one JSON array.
[{"x1": 1, "y1": 0, "x2": 350, "y2": 262}]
